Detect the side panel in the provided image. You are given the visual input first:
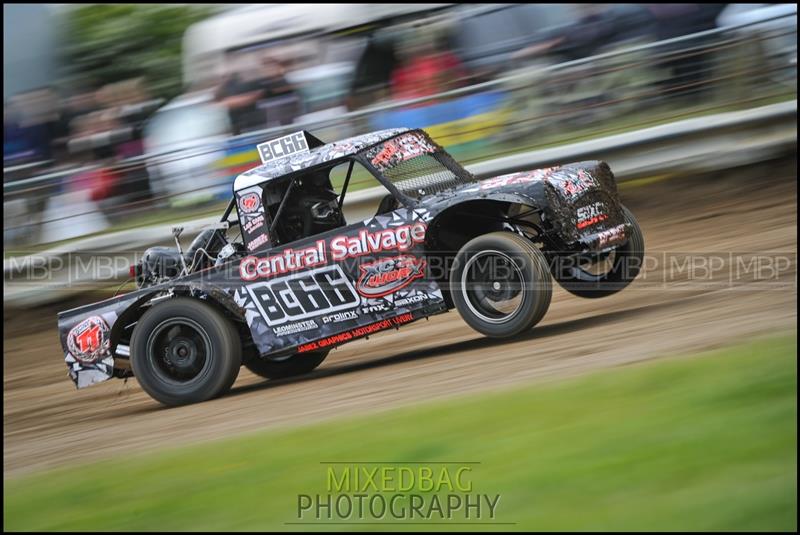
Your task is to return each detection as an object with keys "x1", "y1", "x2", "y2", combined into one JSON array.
[
  {"x1": 57, "y1": 206, "x2": 447, "y2": 388},
  {"x1": 233, "y1": 206, "x2": 447, "y2": 356}
]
